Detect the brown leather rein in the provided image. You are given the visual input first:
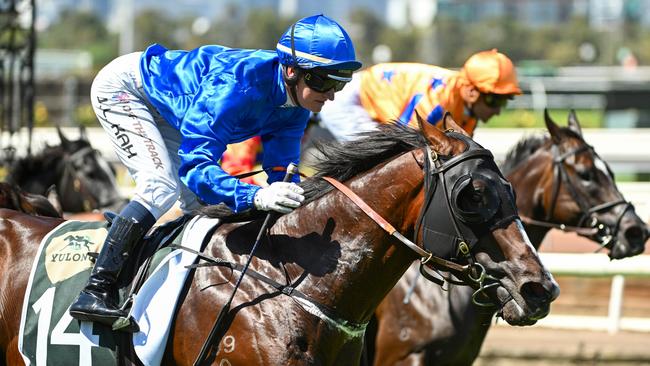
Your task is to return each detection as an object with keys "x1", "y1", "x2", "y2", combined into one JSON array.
[{"x1": 321, "y1": 176, "x2": 469, "y2": 275}]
